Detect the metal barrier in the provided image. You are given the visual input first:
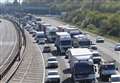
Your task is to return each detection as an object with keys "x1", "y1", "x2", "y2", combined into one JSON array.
[{"x1": 0, "y1": 17, "x2": 26, "y2": 80}]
